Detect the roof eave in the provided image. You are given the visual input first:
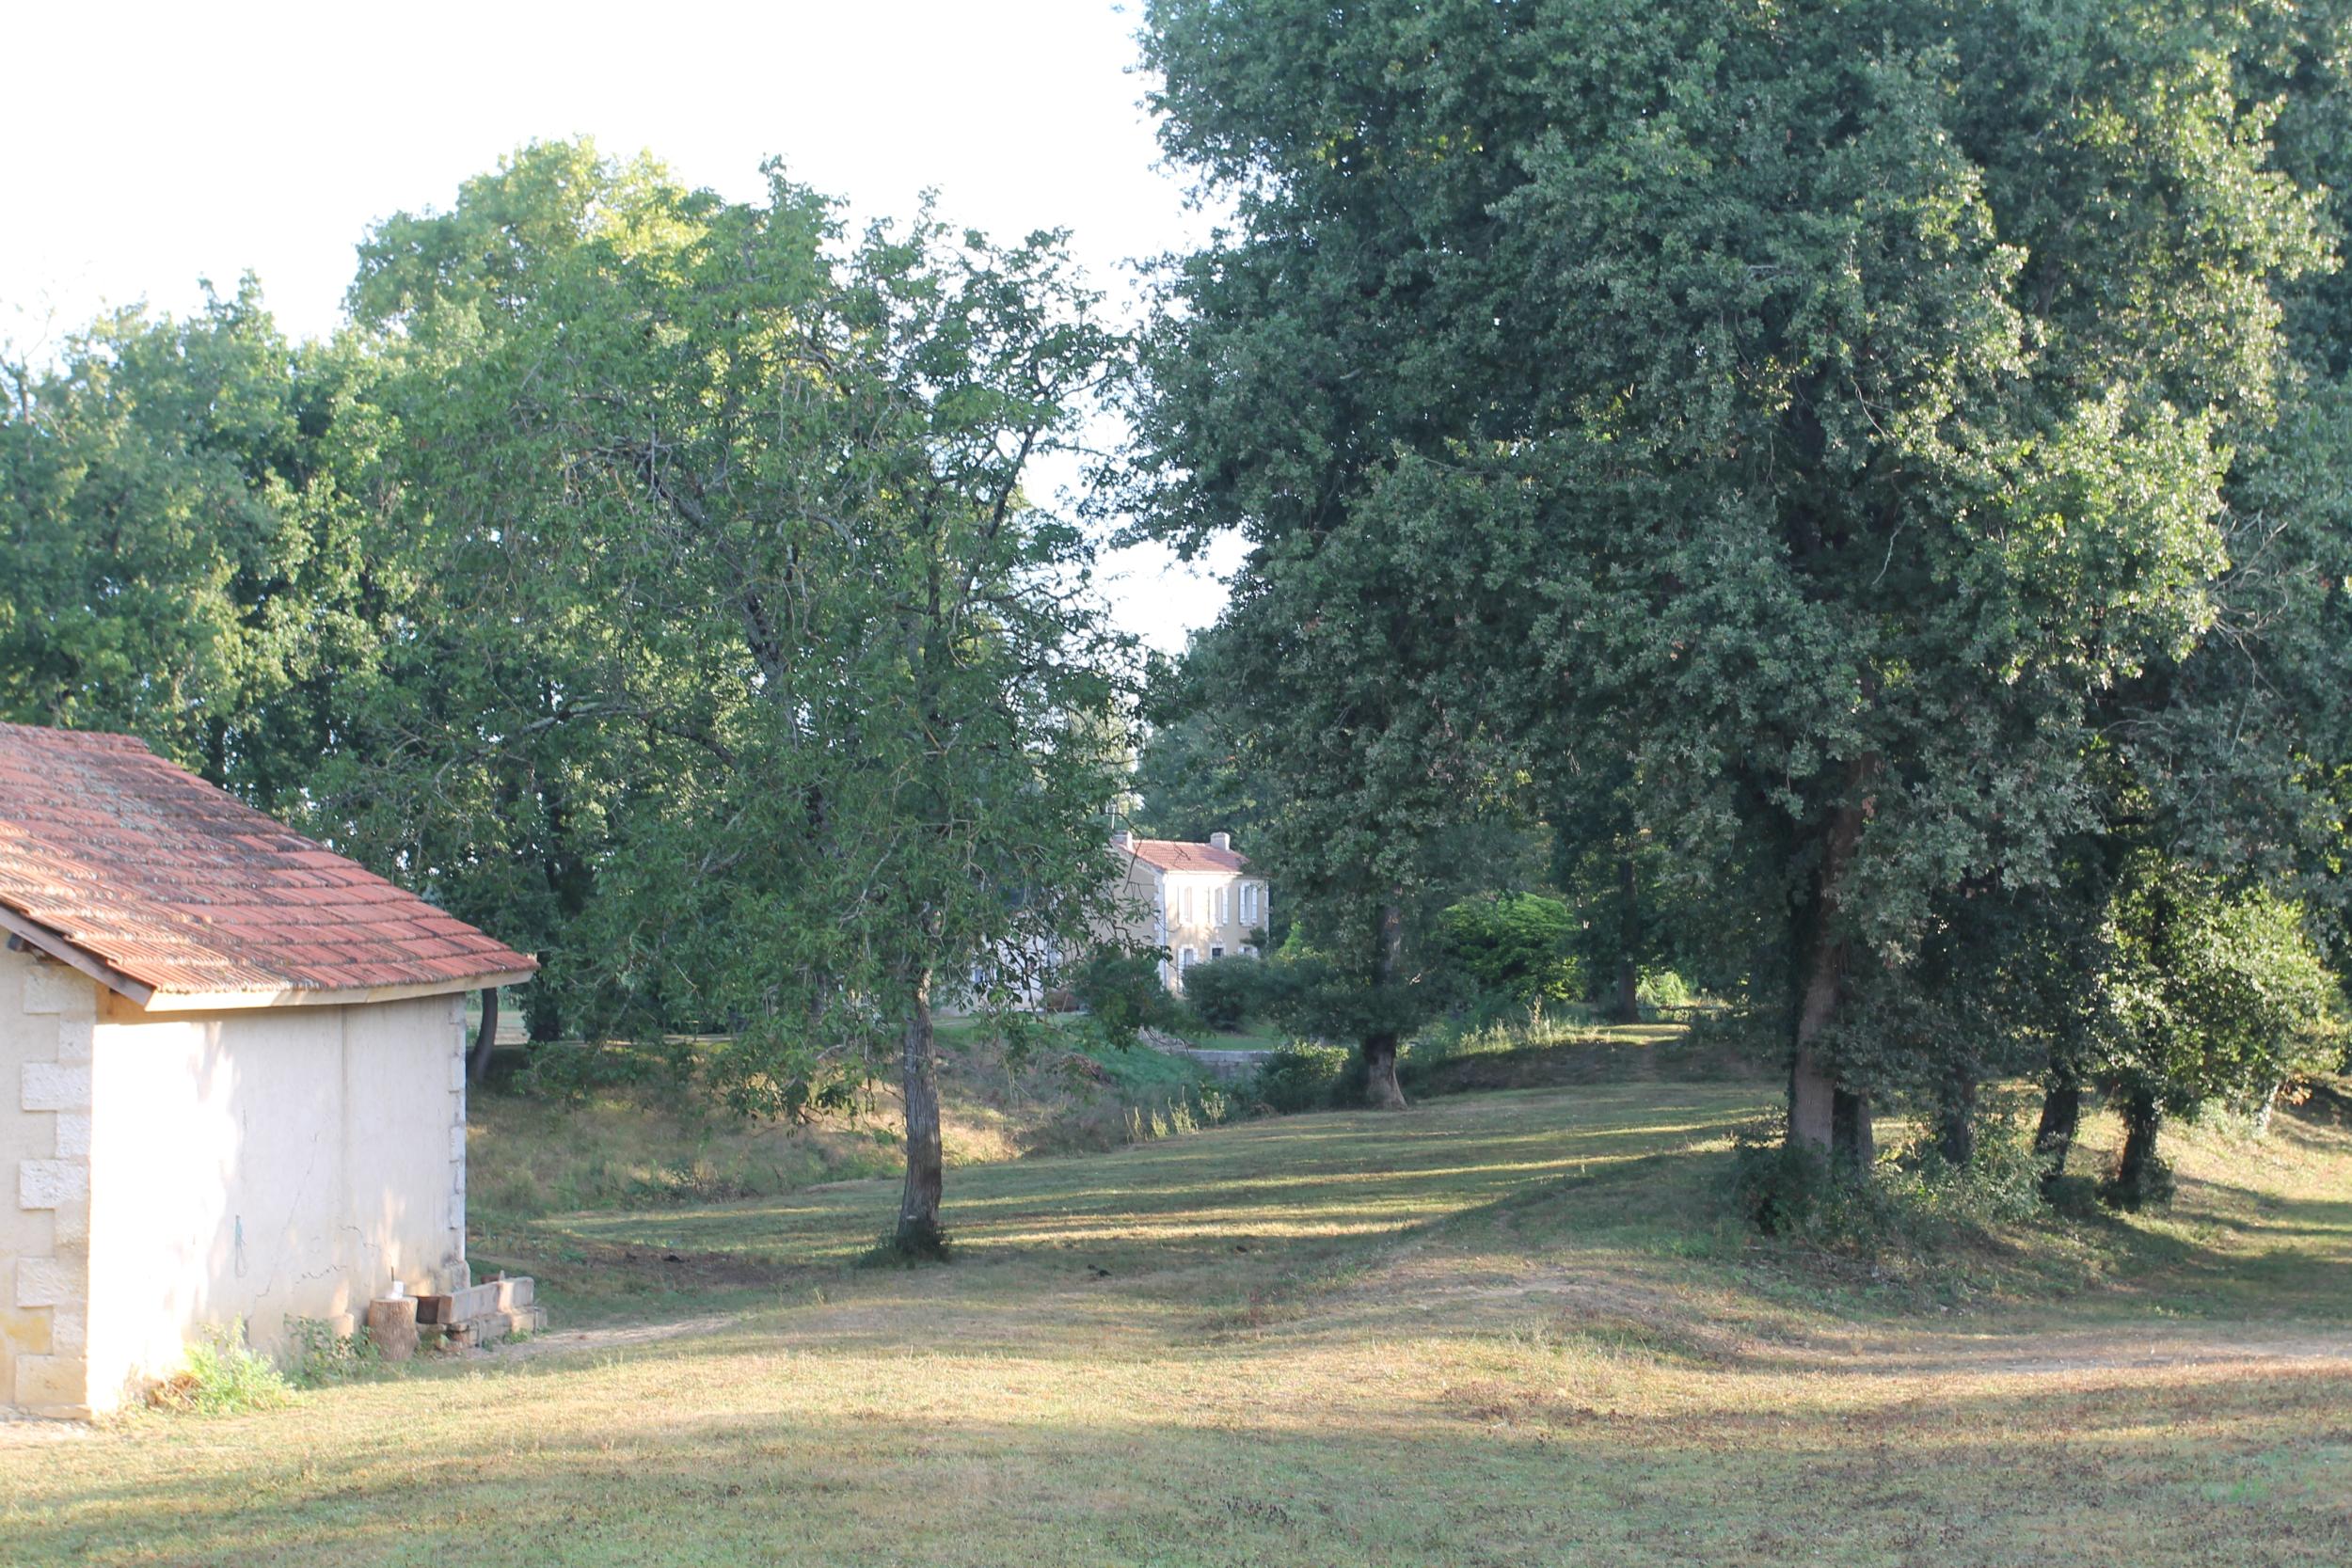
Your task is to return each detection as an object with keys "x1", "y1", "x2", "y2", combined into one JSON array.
[
  {"x1": 1, "y1": 905, "x2": 537, "y2": 1011},
  {"x1": 131, "y1": 968, "x2": 542, "y2": 1013},
  {"x1": 0, "y1": 906, "x2": 156, "y2": 1007}
]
